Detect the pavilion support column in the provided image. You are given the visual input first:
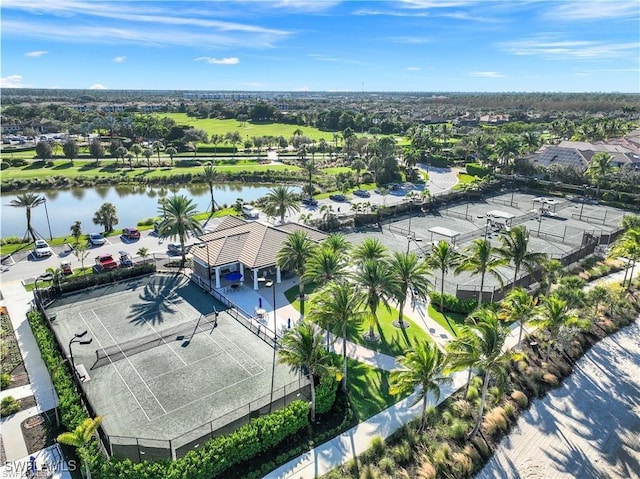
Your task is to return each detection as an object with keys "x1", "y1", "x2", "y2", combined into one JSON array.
[
  {"x1": 276, "y1": 266, "x2": 281, "y2": 284},
  {"x1": 215, "y1": 267, "x2": 221, "y2": 289},
  {"x1": 253, "y1": 269, "x2": 259, "y2": 290},
  {"x1": 239, "y1": 263, "x2": 245, "y2": 284}
]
